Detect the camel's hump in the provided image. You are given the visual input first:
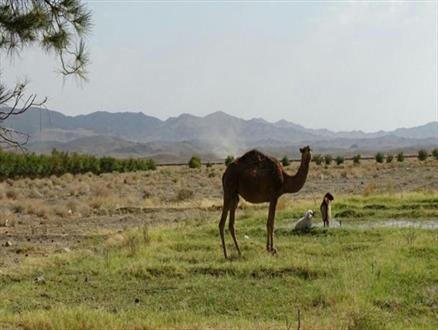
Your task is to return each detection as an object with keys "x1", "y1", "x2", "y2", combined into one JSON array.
[{"x1": 237, "y1": 149, "x2": 278, "y2": 167}]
